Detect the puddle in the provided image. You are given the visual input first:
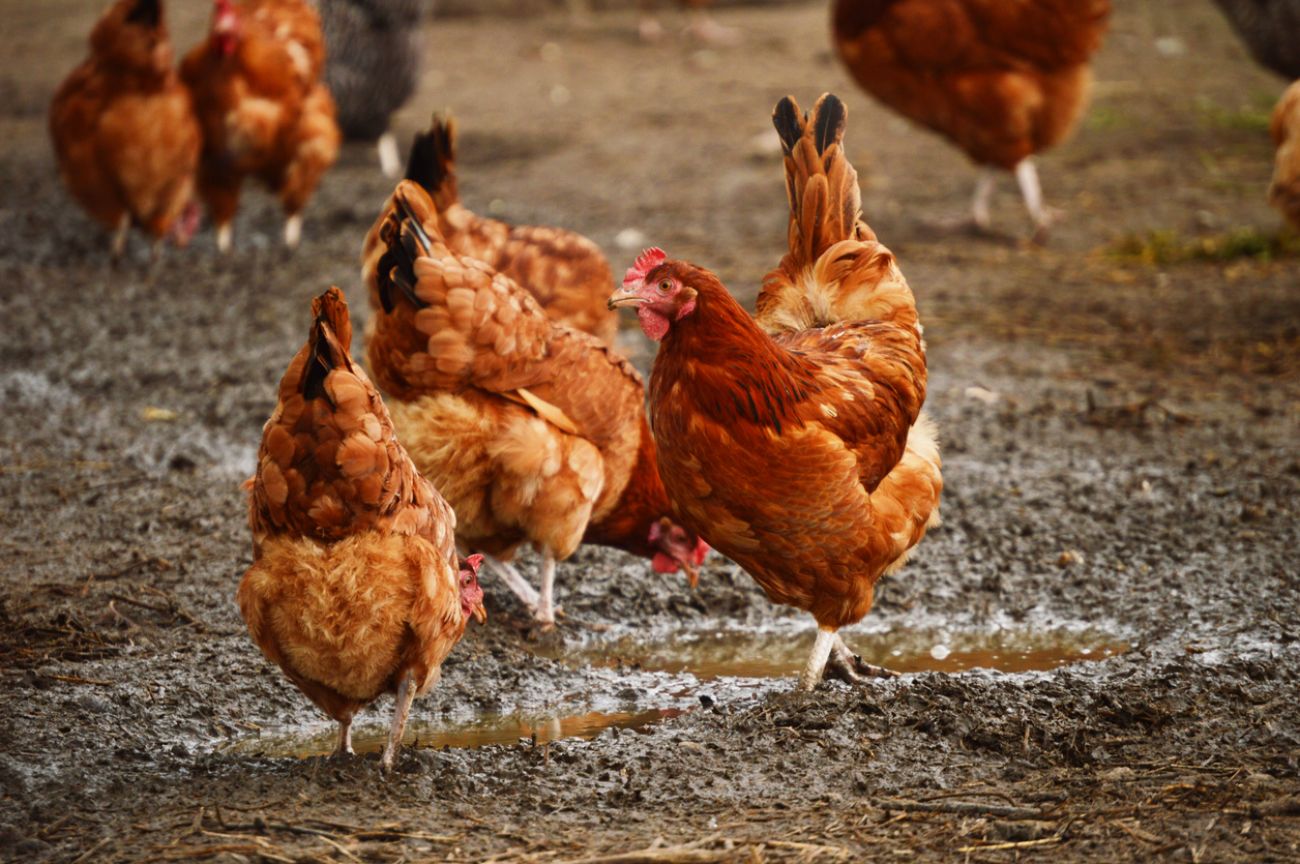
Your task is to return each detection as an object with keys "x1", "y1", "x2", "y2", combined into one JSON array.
[
  {"x1": 541, "y1": 627, "x2": 1128, "y2": 680},
  {"x1": 223, "y1": 708, "x2": 684, "y2": 759}
]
